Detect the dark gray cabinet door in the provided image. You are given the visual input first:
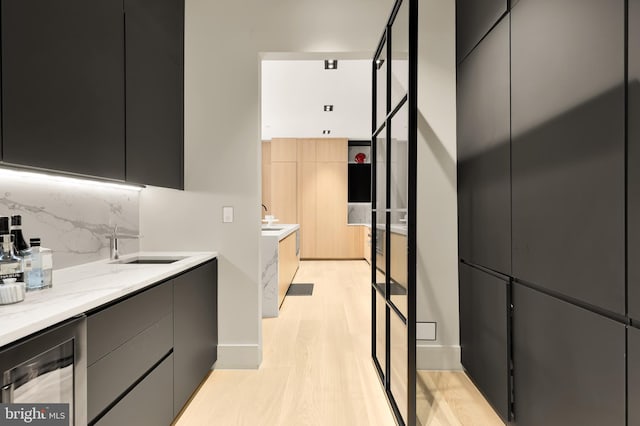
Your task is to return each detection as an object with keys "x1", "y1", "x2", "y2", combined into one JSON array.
[
  {"x1": 95, "y1": 354, "x2": 173, "y2": 426},
  {"x1": 628, "y1": 0, "x2": 640, "y2": 320},
  {"x1": 125, "y1": 0, "x2": 184, "y2": 189},
  {"x1": 629, "y1": 326, "x2": 640, "y2": 426},
  {"x1": 511, "y1": 0, "x2": 625, "y2": 314},
  {"x1": 1, "y1": 0, "x2": 125, "y2": 180},
  {"x1": 456, "y1": 0, "x2": 506, "y2": 63},
  {"x1": 512, "y1": 285, "x2": 625, "y2": 426},
  {"x1": 173, "y1": 259, "x2": 218, "y2": 415},
  {"x1": 457, "y1": 16, "x2": 510, "y2": 275},
  {"x1": 459, "y1": 263, "x2": 509, "y2": 422}
]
